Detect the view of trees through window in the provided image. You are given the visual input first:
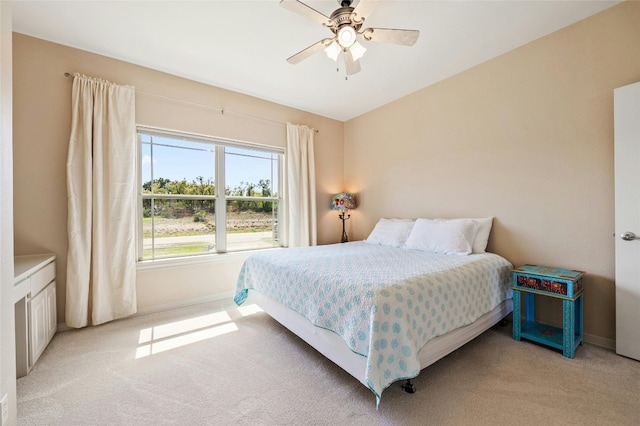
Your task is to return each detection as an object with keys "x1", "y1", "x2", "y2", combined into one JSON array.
[{"x1": 139, "y1": 130, "x2": 281, "y2": 260}]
